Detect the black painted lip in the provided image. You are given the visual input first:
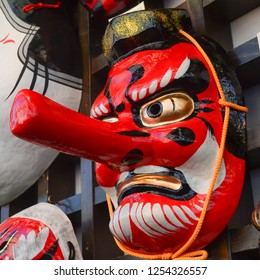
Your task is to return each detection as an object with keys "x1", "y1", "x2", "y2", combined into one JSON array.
[{"x1": 117, "y1": 167, "x2": 197, "y2": 203}]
